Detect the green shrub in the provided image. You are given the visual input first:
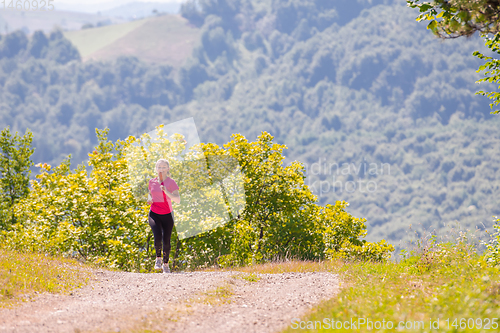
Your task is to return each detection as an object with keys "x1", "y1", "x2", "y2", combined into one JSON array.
[
  {"x1": 485, "y1": 217, "x2": 500, "y2": 266},
  {"x1": 3, "y1": 128, "x2": 394, "y2": 271},
  {"x1": 5, "y1": 129, "x2": 150, "y2": 271}
]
